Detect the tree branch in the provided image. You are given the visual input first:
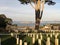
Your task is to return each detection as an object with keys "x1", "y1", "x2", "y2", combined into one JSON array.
[
  {"x1": 37, "y1": 0, "x2": 41, "y2": 9},
  {"x1": 40, "y1": 0, "x2": 45, "y2": 19},
  {"x1": 30, "y1": 2, "x2": 36, "y2": 9},
  {"x1": 41, "y1": 0, "x2": 45, "y2": 11}
]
